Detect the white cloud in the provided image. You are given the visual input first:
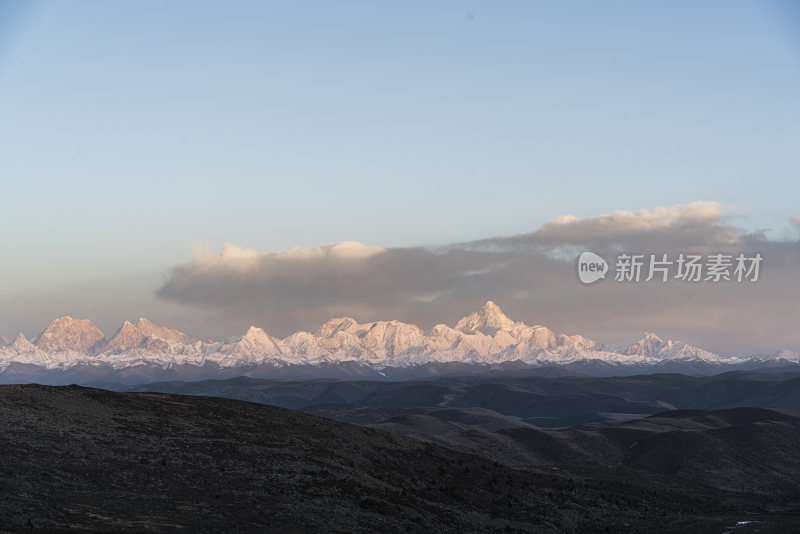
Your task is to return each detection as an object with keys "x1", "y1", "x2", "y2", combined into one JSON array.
[
  {"x1": 548, "y1": 201, "x2": 724, "y2": 231},
  {"x1": 192, "y1": 241, "x2": 385, "y2": 270},
  {"x1": 156, "y1": 203, "x2": 800, "y2": 355}
]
